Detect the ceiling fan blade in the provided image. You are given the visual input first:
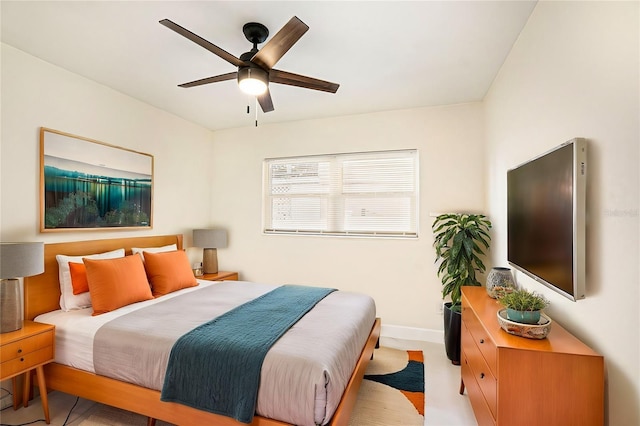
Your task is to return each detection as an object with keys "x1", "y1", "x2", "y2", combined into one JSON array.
[
  {"x1": 177, "y1": 72, "x2": 238, "y2": 88},
  {"x1": 270, "y1": 69, "x2": 339, "y2": 93},
  {"x1": 160, "y1": 19, "x2": 244, "y2": 67},
  {"x1": 251, "y1": 16, "x2": 309, "y2": 70},
  {"x1": 257, "y1": 89, "x2": 275, "y2": 113}
]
